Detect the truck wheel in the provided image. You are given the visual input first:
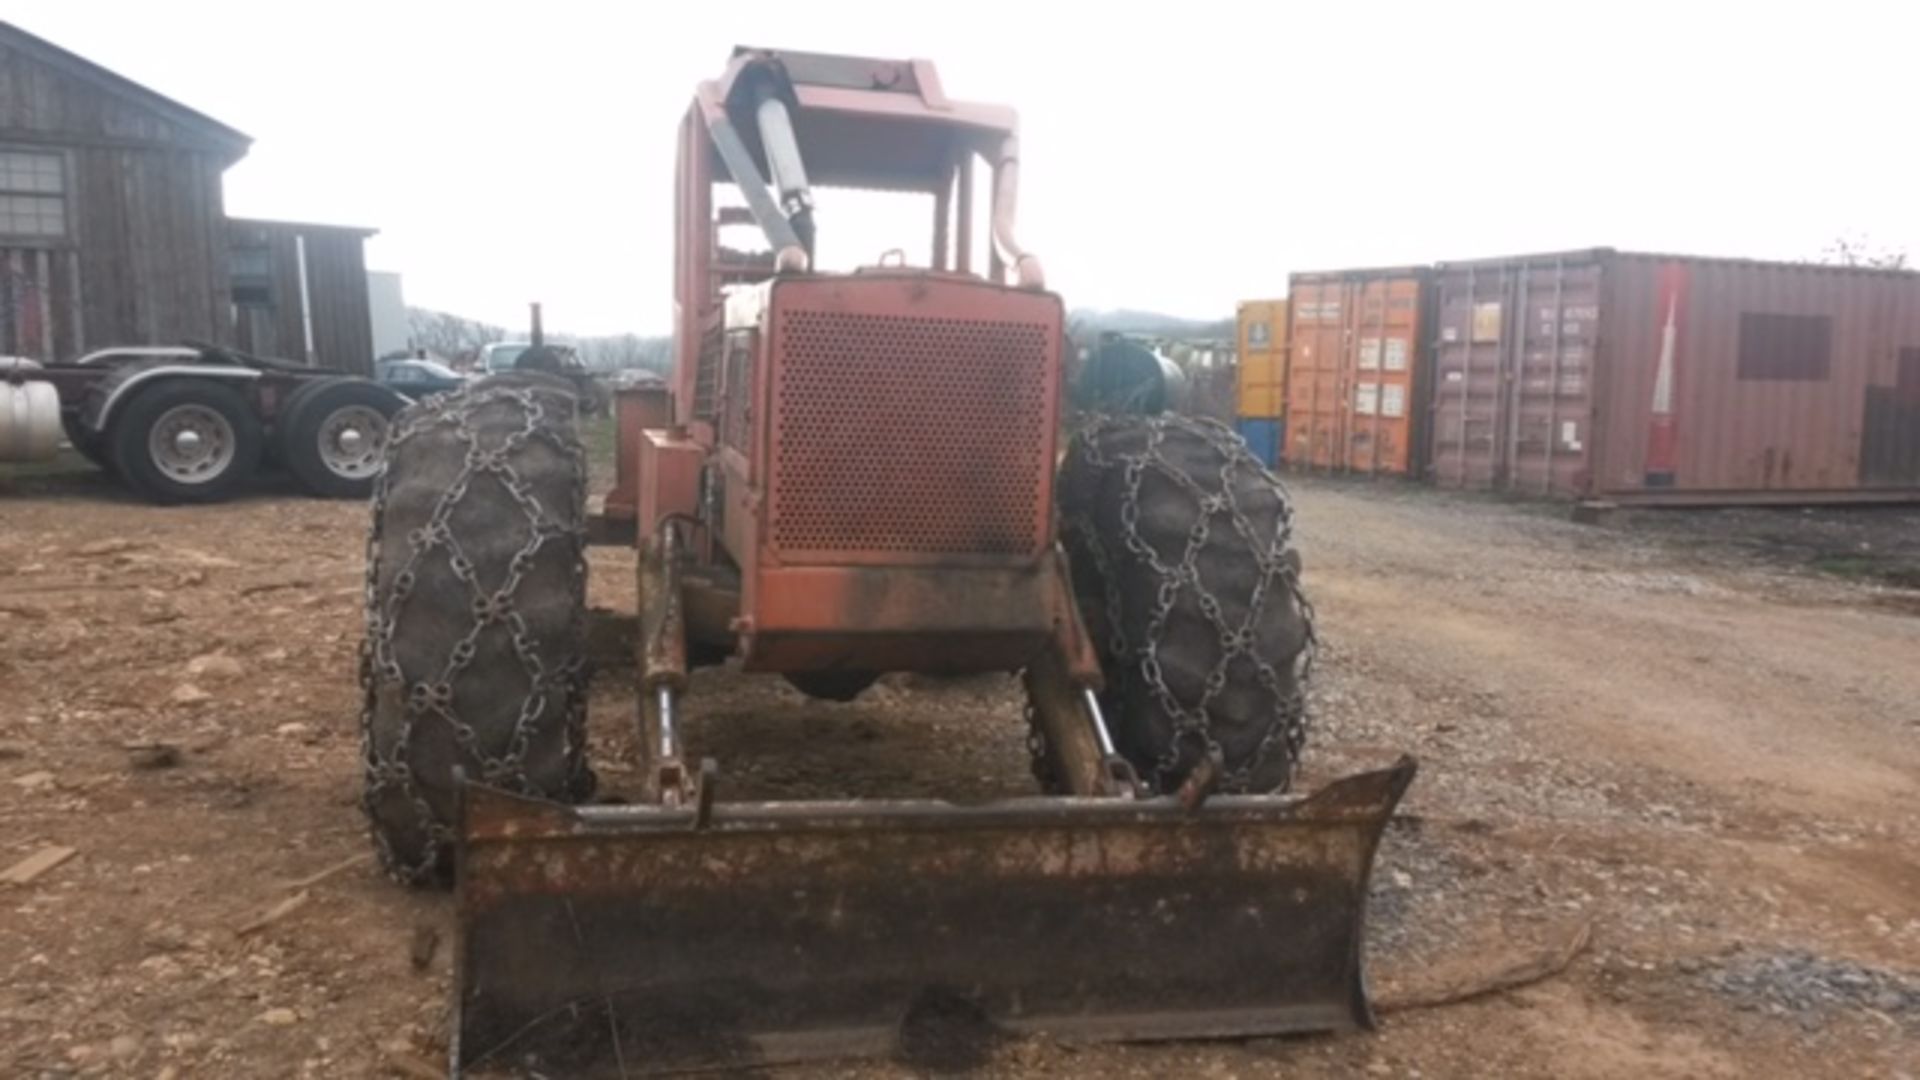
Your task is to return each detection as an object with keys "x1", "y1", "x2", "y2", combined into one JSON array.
[
  {"x1": 1057, "y1": 414, "x2": 1314, "y2": 795},
  {"x1": 109, "y1": 378, "x2": 264, "y2": 504},
  {"x1": 360, "y1": 375, "x2": 595, "y2": 886},
  {"x1": 281, "y1": 378, "x2": 404, "y2": 498}
]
